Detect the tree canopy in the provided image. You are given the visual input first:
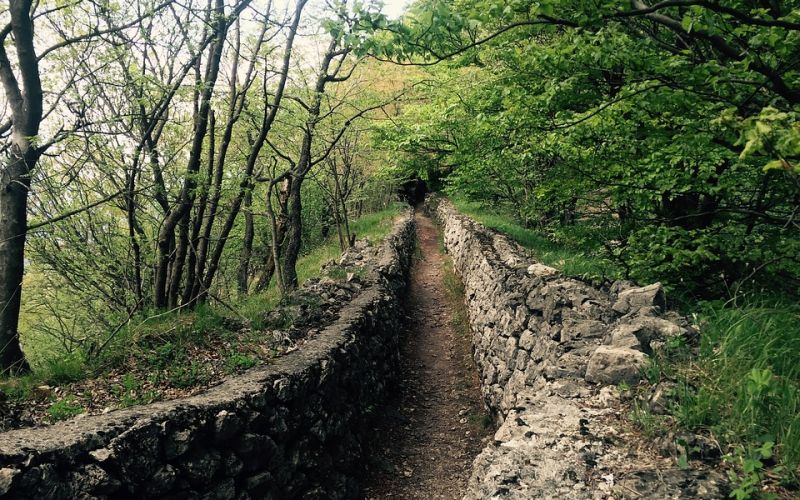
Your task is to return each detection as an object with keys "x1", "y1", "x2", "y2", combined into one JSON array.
[{"x1": 374, "y1": 0, "x2": 800, "y2": 297}]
